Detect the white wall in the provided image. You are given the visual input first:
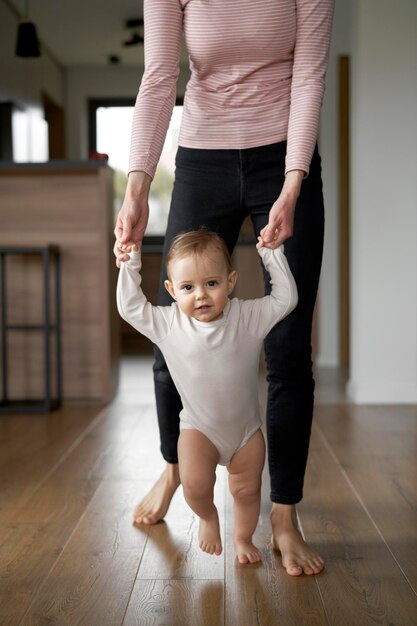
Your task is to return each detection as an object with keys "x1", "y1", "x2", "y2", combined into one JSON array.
[
  {"x1": 348, "y1": 0, "x2": 417, "y2": 402},
  {"x1": 317, "y1": 0, "x2": 351, "y2": 367}
]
